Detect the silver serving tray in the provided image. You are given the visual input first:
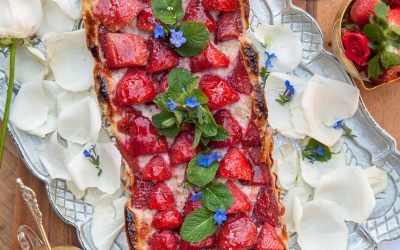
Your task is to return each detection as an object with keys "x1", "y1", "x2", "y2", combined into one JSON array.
[{"x1": 1, "y1": 0, "x2": 399, "y2": 249}]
